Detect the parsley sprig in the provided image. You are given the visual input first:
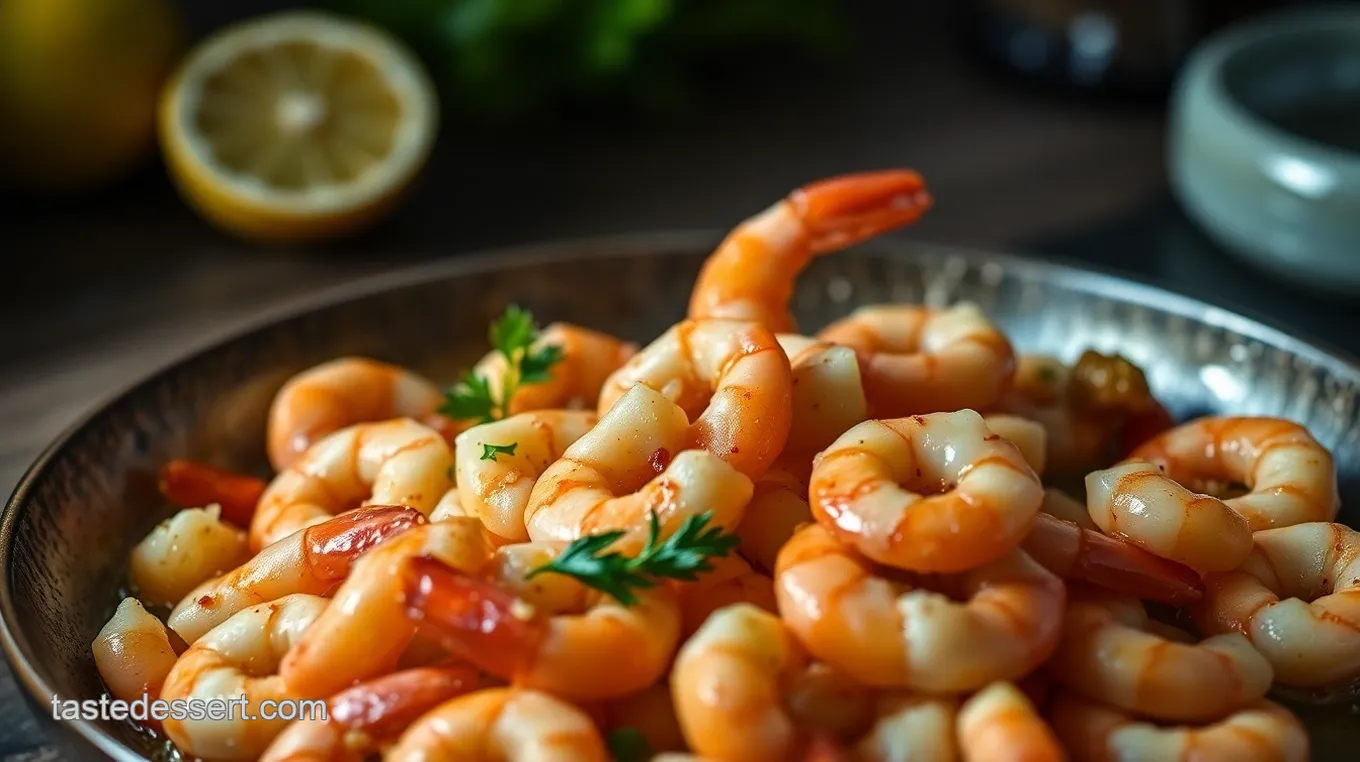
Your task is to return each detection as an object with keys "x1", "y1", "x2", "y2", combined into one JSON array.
[
  {"x1": 526, "y1": 510, "x2": 740, "y2": 606},
  {"x1": 605, "y1": 727, "x2": 651, "y2": 762},
  {"x1": 440, "y1": 306, "x2": 563, "y2": 424}
]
